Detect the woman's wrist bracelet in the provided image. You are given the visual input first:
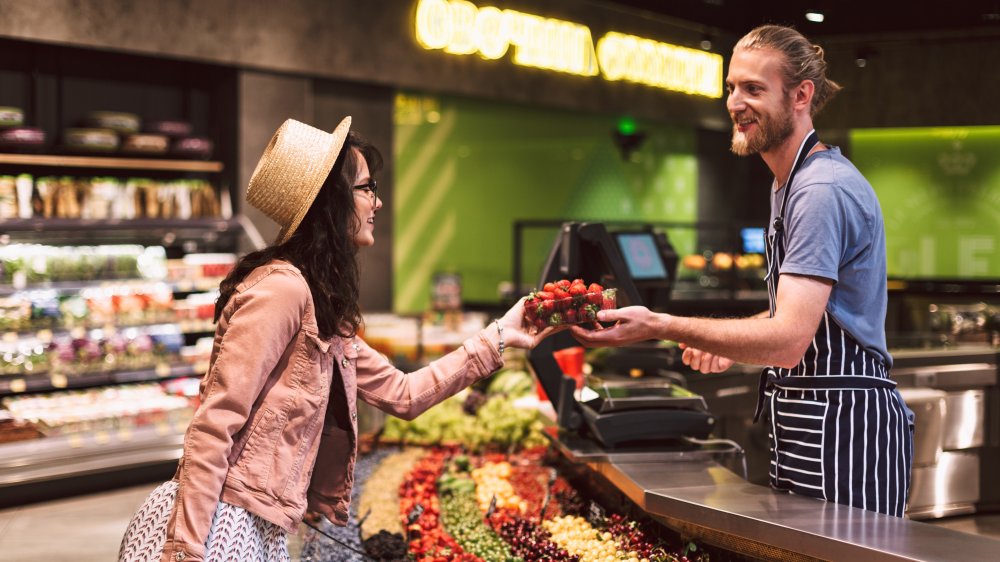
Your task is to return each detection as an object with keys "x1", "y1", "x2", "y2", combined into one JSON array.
[{"x1": 495, "y1": 320, "x2": 505, "y2": 355}]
